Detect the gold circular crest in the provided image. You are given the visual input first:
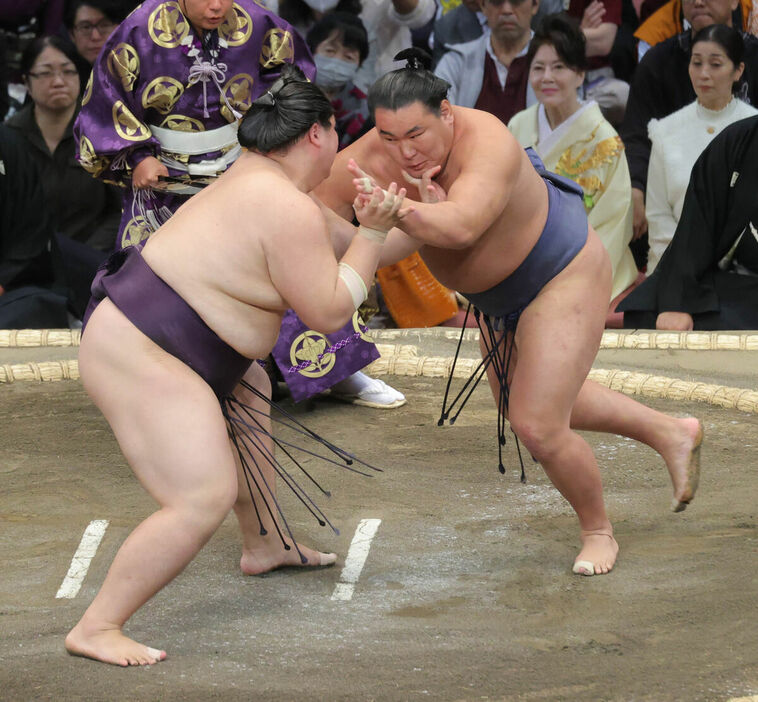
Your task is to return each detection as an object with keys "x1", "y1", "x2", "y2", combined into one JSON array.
[
  {"x1": 290, "y1": 330, "x2": 336, "y2": 378},
  {"x1": 352, "y1": 312, "x2": 372, "y2": 342},
  {"x1": 113, "y1": 101, "x2": 152, "y2": 142},
  {"x1": 81, "y1": 73, "x2": 93, "y2": 106},
  {"x1": 221, "y1": 73, "x2": 254, "y2": 121},
  {"x1": 219, "y1": 3, "x2": 253, "y2": 46},
  {"x1": 107, "y1": 43, "x2": 140, "y2": 92},
  {"x1": 142, "y1": 76, "x2": 185, "y2": 115},
  {"x1": 121, "y1": 217, "x2": 153, "y2": 249},
  {"x1": 159, "y1": 114, "x2": 205, "y2": 132},
  {"x1": 78, "y1": 135, "x2": 109, "y2": 177},
  {"x1": 260, "y1": 29, "x2": 294, "y2": 69},
  {"x1": 148, "y1": 1, "x2": 189, "y2": 49}
]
